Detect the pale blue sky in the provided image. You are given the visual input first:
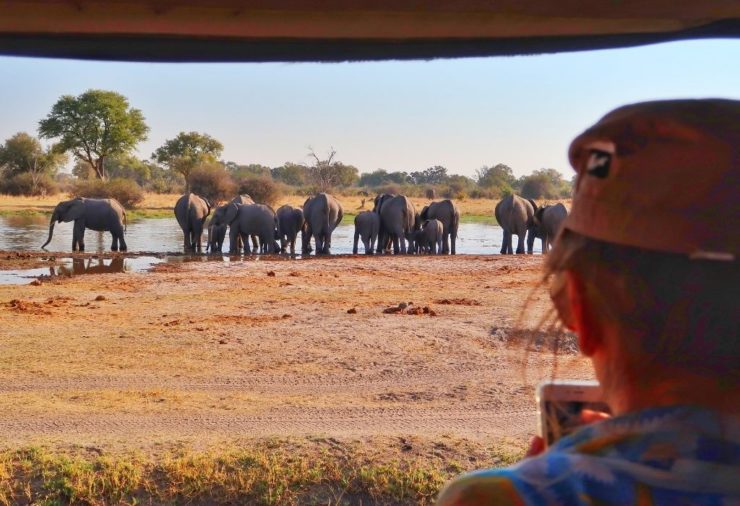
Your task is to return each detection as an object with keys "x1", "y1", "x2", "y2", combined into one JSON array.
[{"x1": 1, "y1": 39, "x2": 738, "y2": 178}]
